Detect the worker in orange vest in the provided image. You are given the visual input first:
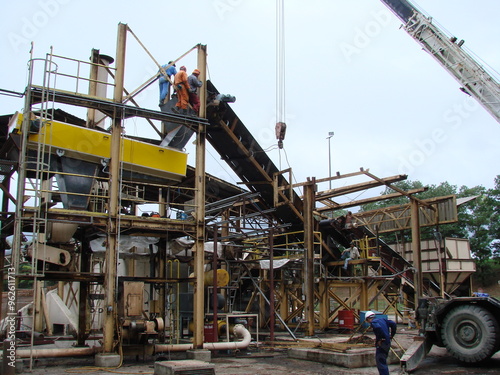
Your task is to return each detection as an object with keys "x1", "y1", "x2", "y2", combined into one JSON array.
[{"x1": 172, "y1": 66, "x2": 190, "y2": 114}]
